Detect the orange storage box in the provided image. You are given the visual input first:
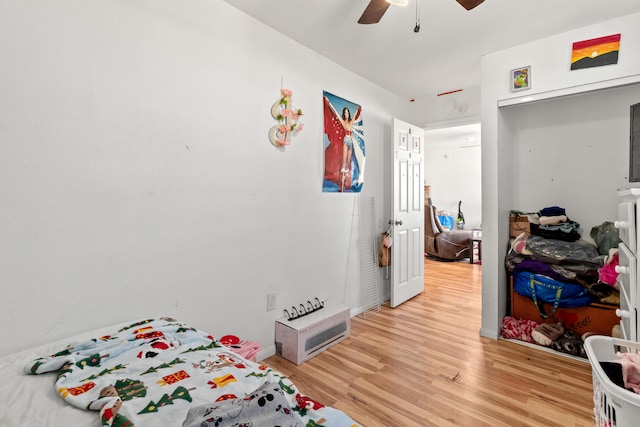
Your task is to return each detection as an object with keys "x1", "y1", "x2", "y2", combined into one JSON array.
[{"x1": 510, "y1": 279, "x2": 619, "y2": 336}]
